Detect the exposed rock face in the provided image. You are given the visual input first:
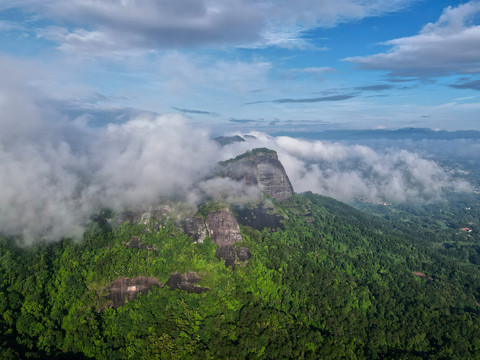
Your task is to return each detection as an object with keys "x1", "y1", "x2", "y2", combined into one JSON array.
[
  {"x1": 115, "y1": 204, "x2": 184, "y2": 229},
  {"x1": 165, "y1": 272, "x2": 208, "y2": 293},
  {"x1": 237, "y1": 247, "x2": 251, "y2": 261},
  {"x1": 233, "y1": 203, "x2": 285, "y2": 231},
  {"x1": 118, "y1": 206, "x2": 170, "y2": 224},
  {"x1": 215, "y1": 246, "x2": 238, "y2": 267},
  {"x1": 220, "y1": 148, "x2": 294, "y2": 201},
  {"x1": 205, "y1": 209, "x2": 243, "y2": 266},
  {"x1": 107, "y1": 273, "x2": 209, "y2": 308},
  {"x1": 183, "y1": 216, "x2": 207, "y2": 243},
  {"x1": 206, "y1": 209, "x2": 242, "y2": 246},
  {"x1": 109, "y1": 276, "x2": 162, "y2": 308}
]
